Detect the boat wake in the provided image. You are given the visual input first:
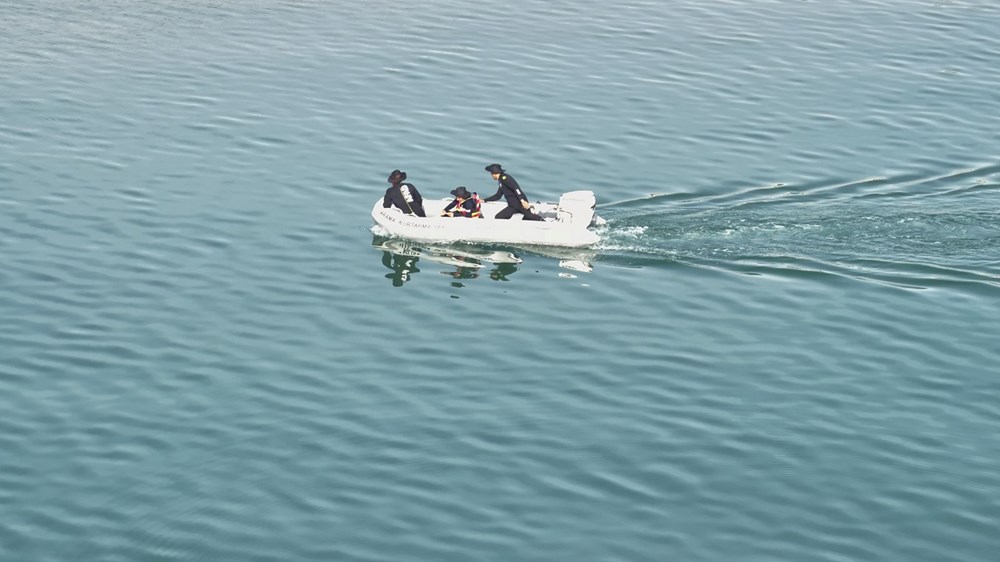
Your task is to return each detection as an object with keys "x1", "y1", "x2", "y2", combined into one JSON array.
[{"x1": 595, "y1": 163, "x2": 1000, "y2": 292}]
